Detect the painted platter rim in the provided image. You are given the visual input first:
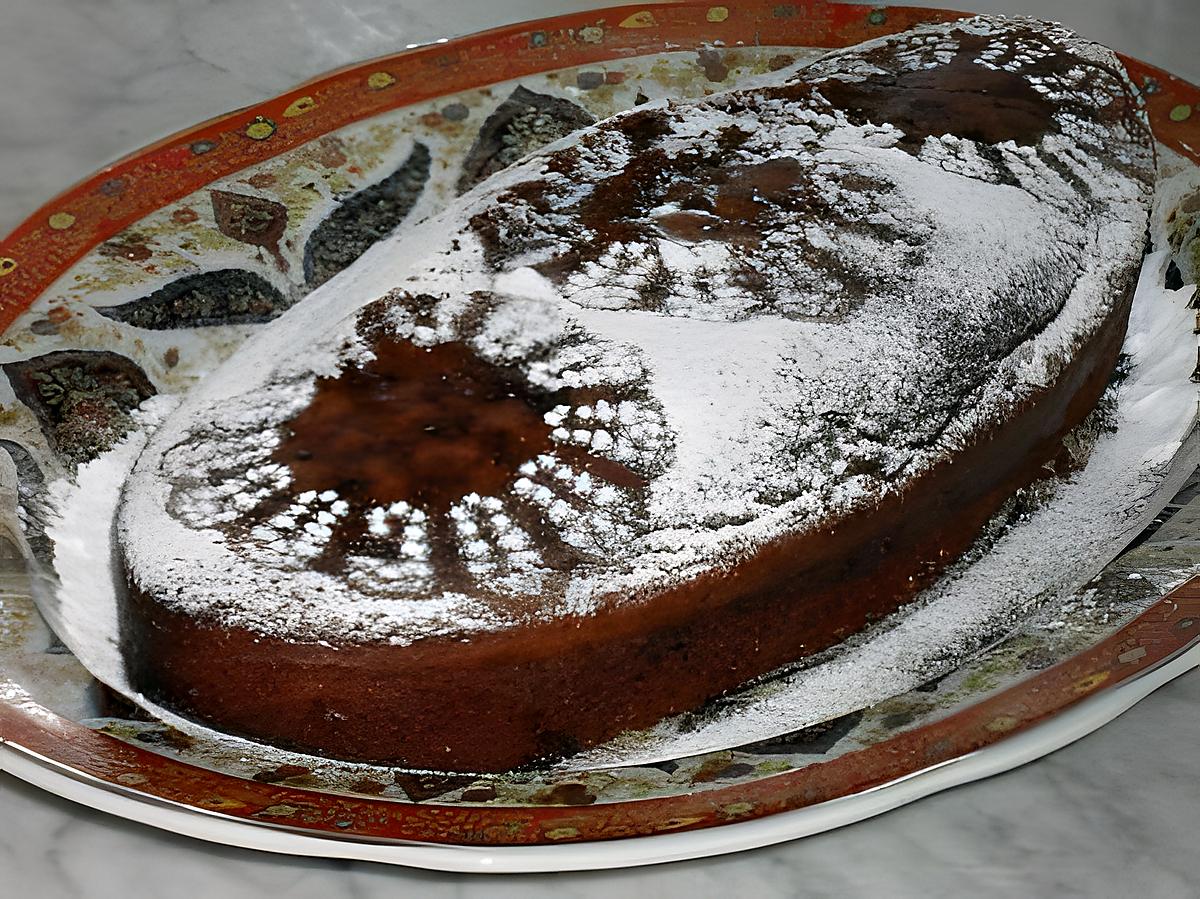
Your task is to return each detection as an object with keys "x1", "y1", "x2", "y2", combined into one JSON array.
[{"x1": 1, "y1": 0, "x2": 1199, "y2": 868}]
